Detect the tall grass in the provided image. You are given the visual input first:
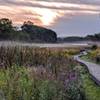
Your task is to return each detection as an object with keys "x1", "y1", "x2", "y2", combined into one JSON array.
[
  {"x1": 0, "y1": 46, "x2": 84, "y2": 100},
  {"x1": 0, "y1": 46, "x2": 80, "y2": 68}
]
